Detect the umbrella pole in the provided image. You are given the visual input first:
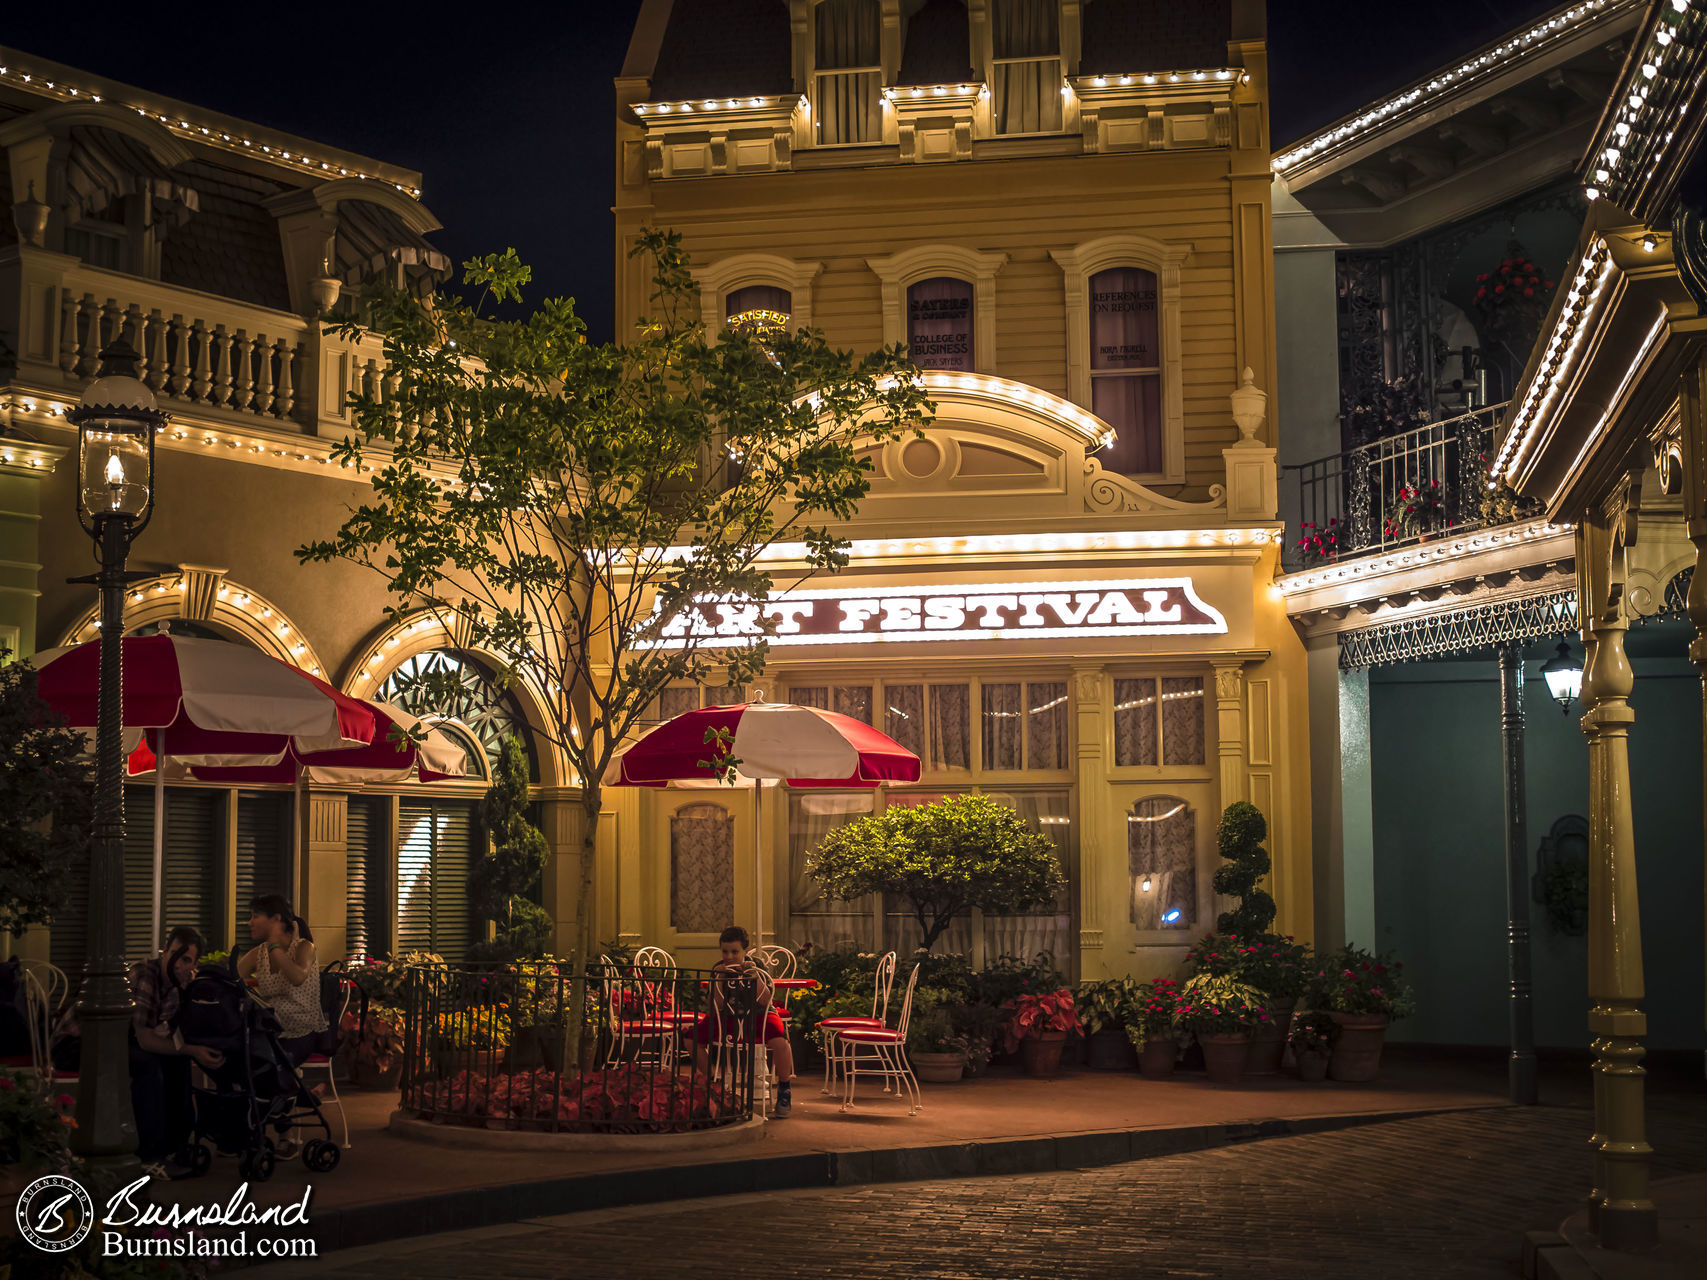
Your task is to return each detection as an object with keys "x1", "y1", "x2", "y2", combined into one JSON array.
[
  {"x1": 151, "y1": 729, "x2": 165, "y2": 949},
  {"x1": 292, "y1": 774, "x2": 304, "y2": 910}
]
